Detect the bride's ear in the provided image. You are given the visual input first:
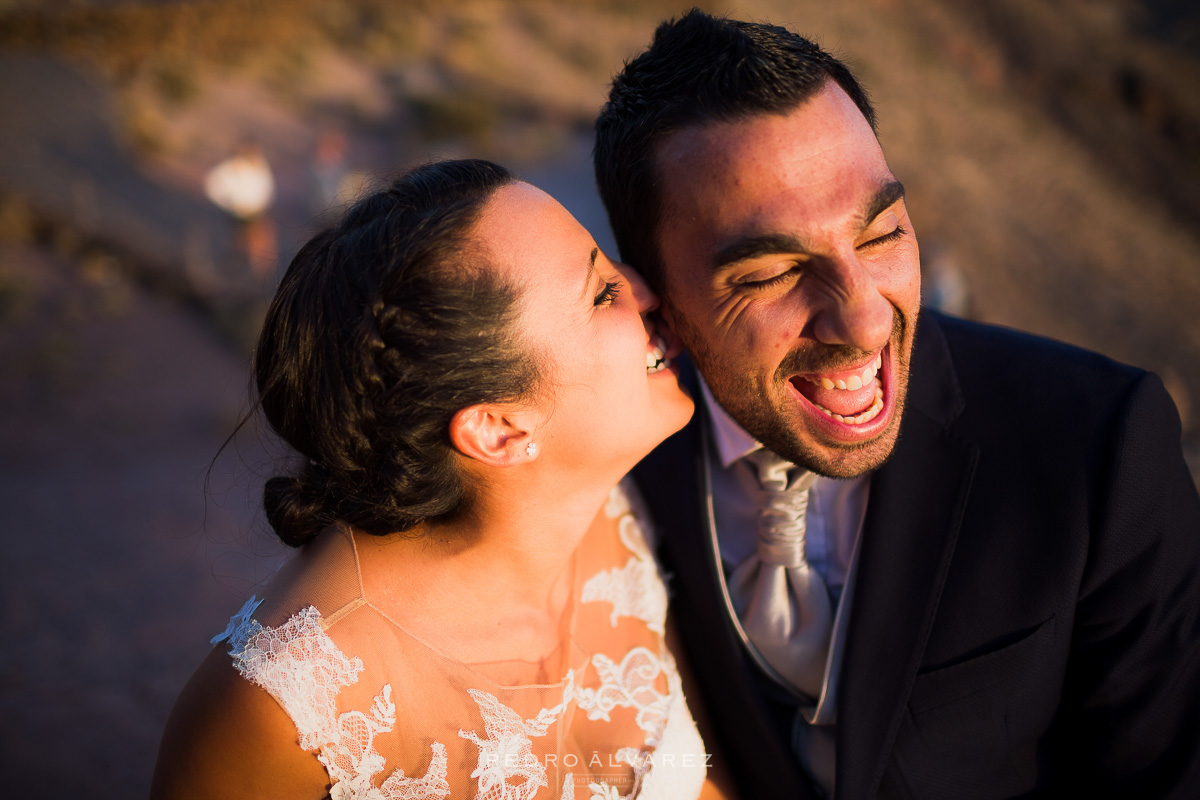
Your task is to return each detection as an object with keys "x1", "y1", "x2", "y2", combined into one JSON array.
[{"x1": 449, "y1": 404, "x2": 537, "y2": 466}]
